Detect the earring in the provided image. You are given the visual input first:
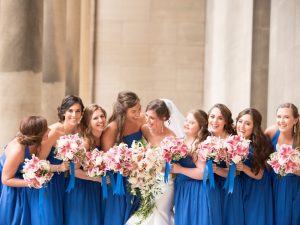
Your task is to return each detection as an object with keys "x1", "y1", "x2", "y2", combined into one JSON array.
[{"x1": 294, "y1": 125, "x2": 297, "y2": 134}]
